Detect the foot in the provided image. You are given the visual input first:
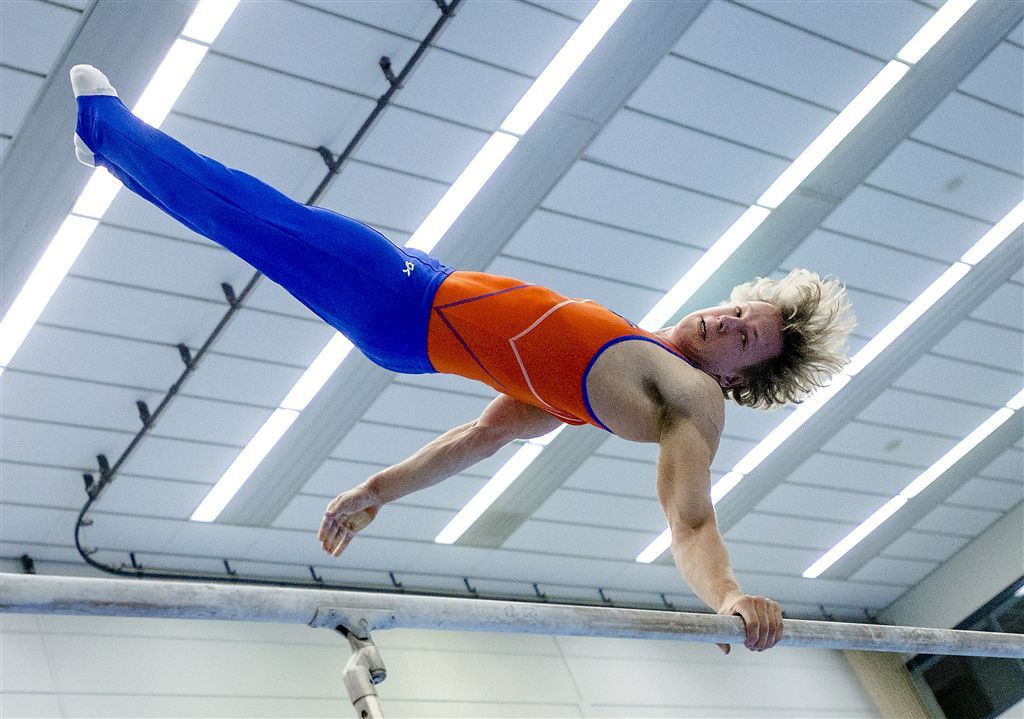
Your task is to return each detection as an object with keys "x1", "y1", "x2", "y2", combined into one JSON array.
[
  {"x1": 70, "y1": 64, "x2": 118, "y2": 98},
  {"x1": 70, "y1": 65, "x2": 118, "y2": 167}
]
